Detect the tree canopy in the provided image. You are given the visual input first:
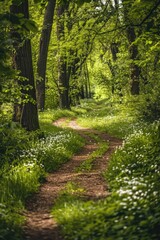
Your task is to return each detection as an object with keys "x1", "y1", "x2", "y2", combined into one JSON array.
[{"x1": 0, "y1": 0, "x2": 160, "y2": 126}]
